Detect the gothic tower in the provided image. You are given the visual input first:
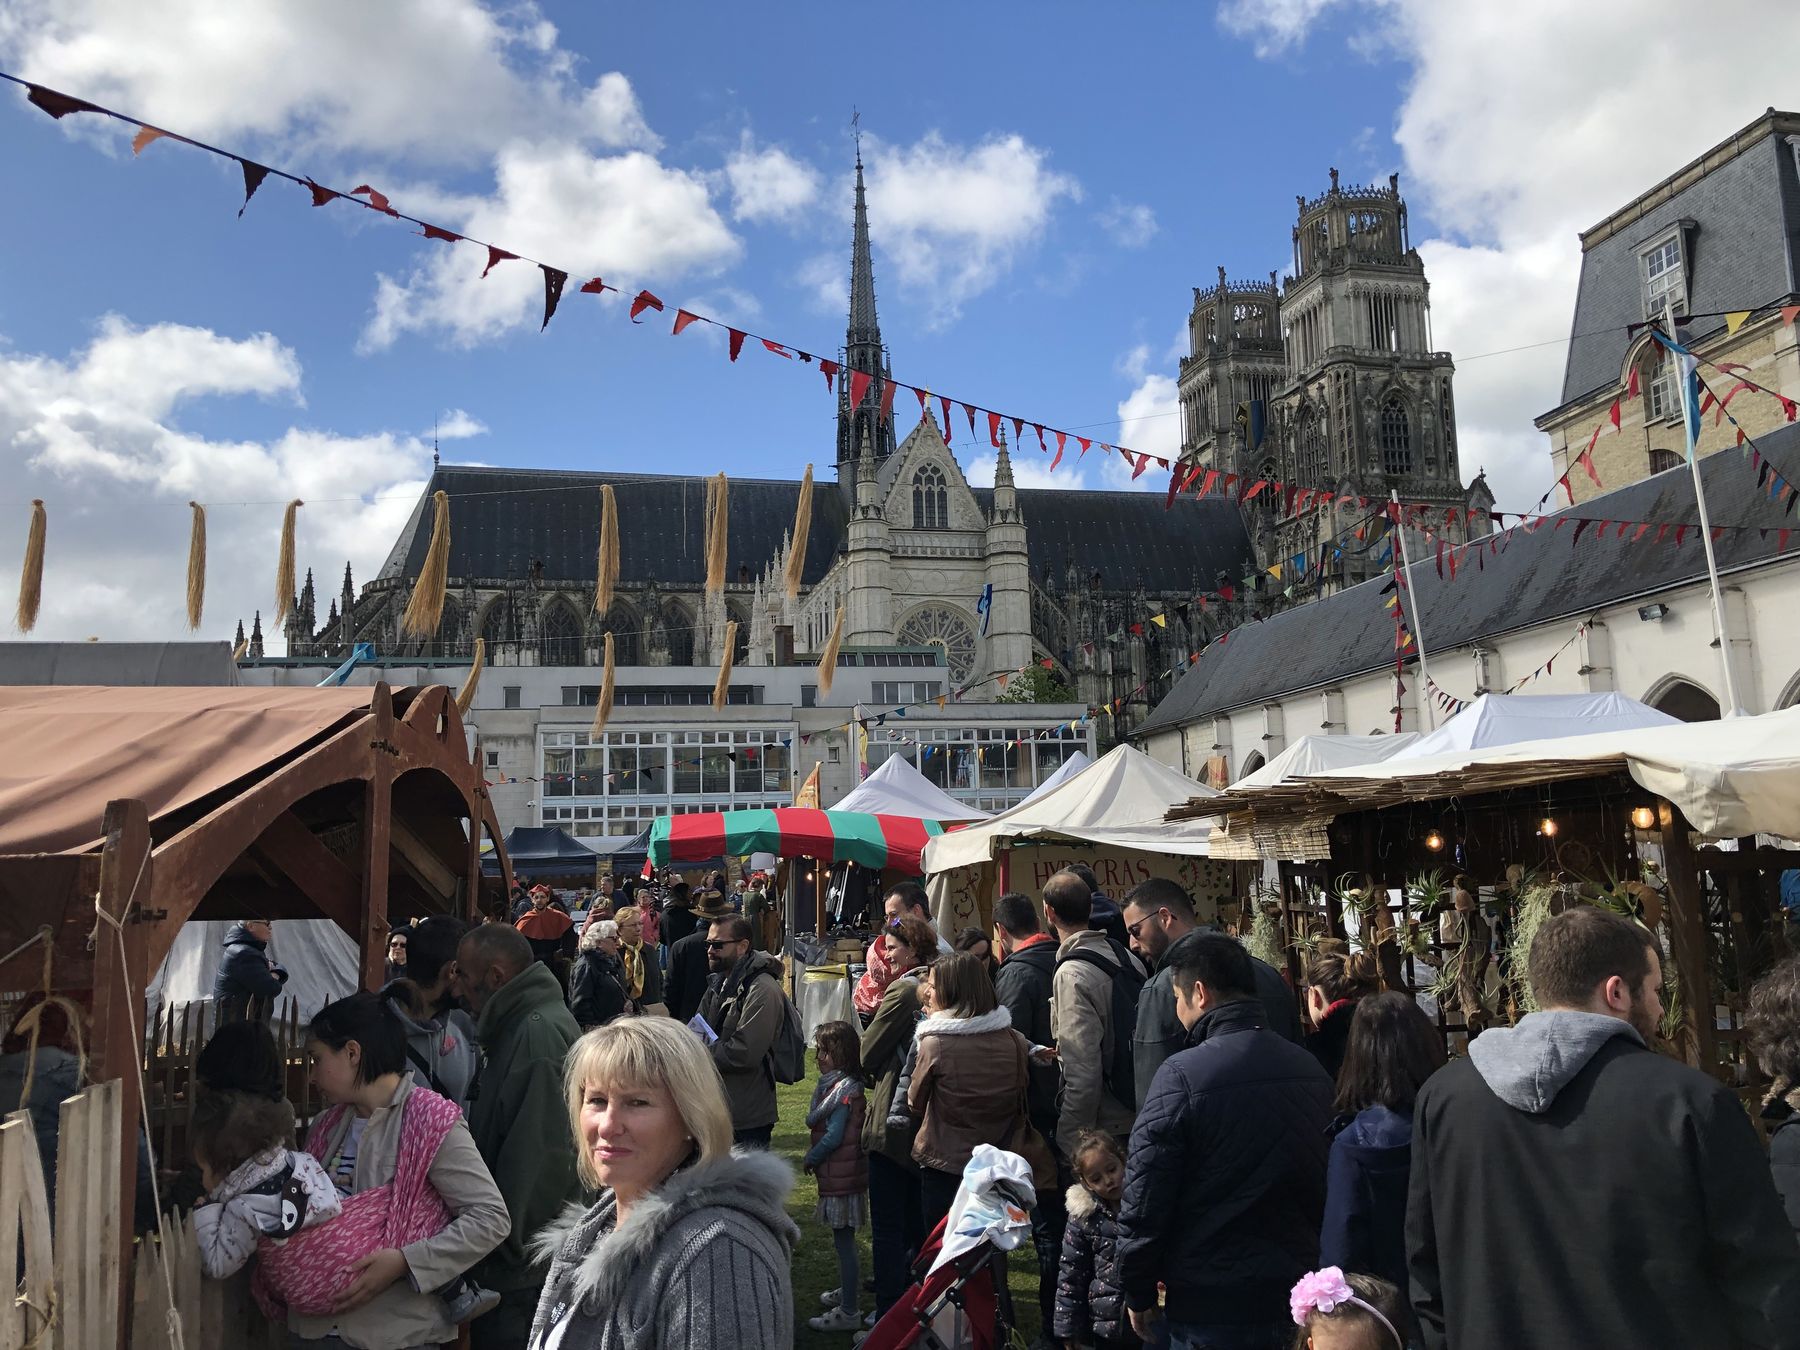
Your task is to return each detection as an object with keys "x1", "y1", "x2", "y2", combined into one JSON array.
[{"x1": 835, "y1": 147, "x2": 897, "y2": 479}]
